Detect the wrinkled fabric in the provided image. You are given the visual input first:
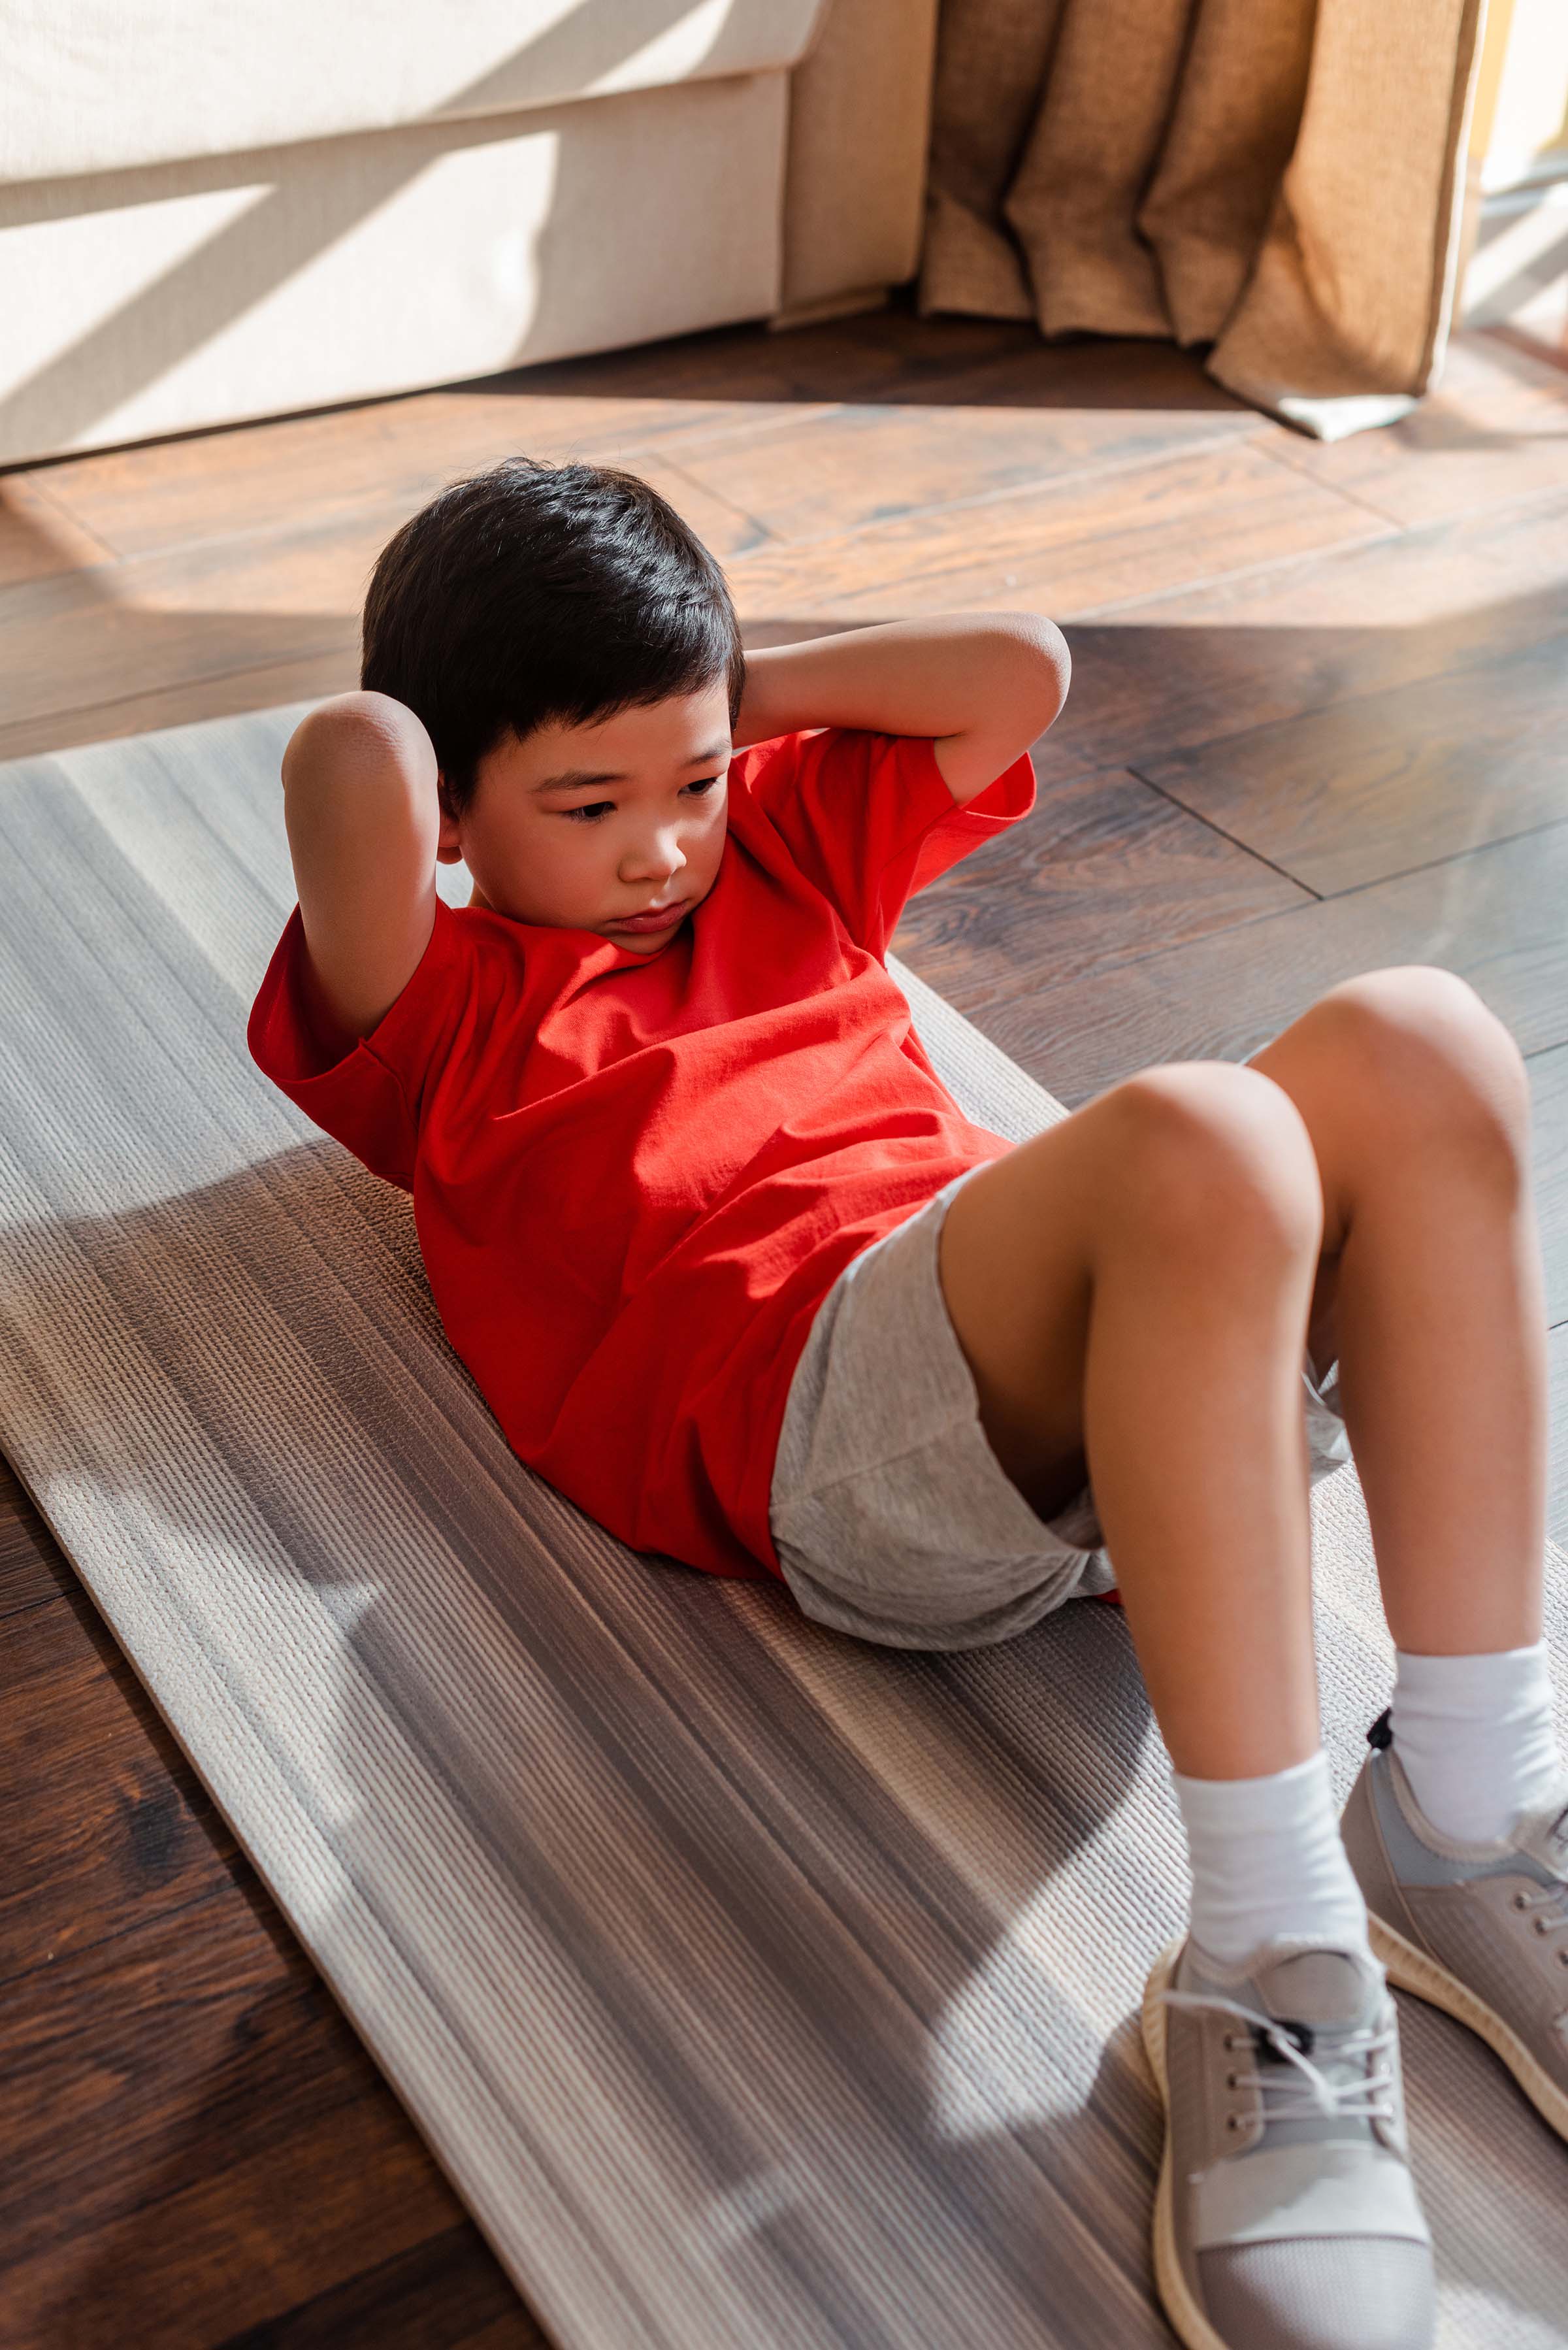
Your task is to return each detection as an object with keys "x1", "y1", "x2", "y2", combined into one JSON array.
[{"x1": 920, "y1": 0, "x2": 1486, "y2": 439}]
